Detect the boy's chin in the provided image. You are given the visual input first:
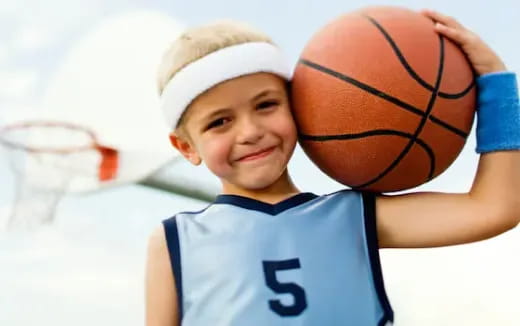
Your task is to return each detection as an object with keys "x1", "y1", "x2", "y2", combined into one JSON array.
[{"x1": 231, "y1": 172, "x2": 285, "y2": 191}]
